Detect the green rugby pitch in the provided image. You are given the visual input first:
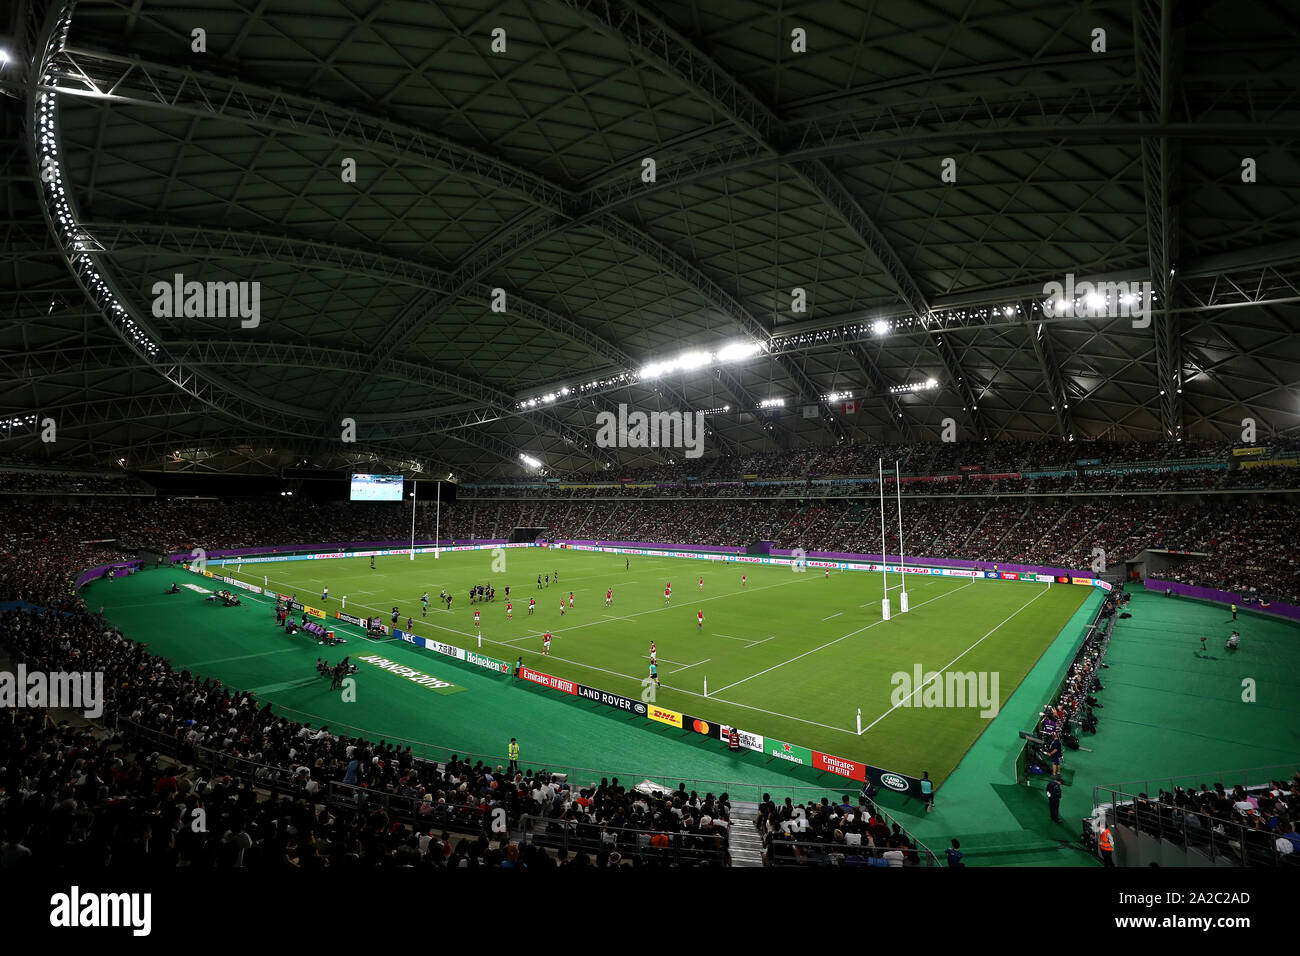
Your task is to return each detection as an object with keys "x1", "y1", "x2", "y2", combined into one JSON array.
[{"x1": 205, "y1": 547, "x2": 1090, "y2": 783}]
